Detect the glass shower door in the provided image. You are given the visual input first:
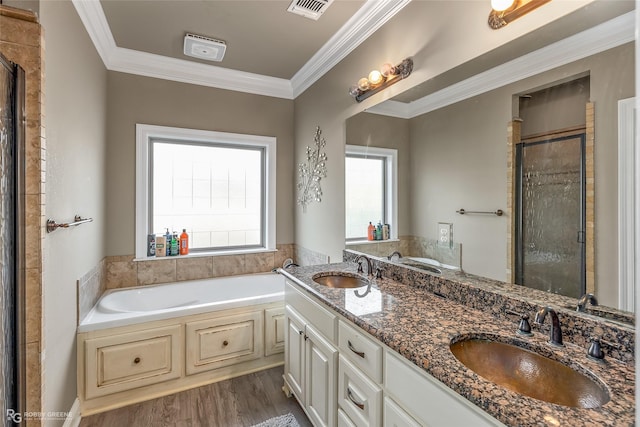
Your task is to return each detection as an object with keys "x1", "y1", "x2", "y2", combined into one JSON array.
[
  {"x1": 515, "y1": 134, "x2": 586, "y2": 298},
  {"x1": 0, "y1": 52, "x2": 24, "y2": 425}
]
